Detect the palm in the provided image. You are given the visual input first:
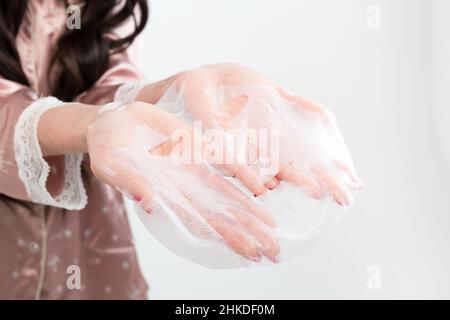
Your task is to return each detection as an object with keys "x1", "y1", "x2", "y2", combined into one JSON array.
[{"x1": 86, "y1": 101, "x2": 280, "y2": 262}]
